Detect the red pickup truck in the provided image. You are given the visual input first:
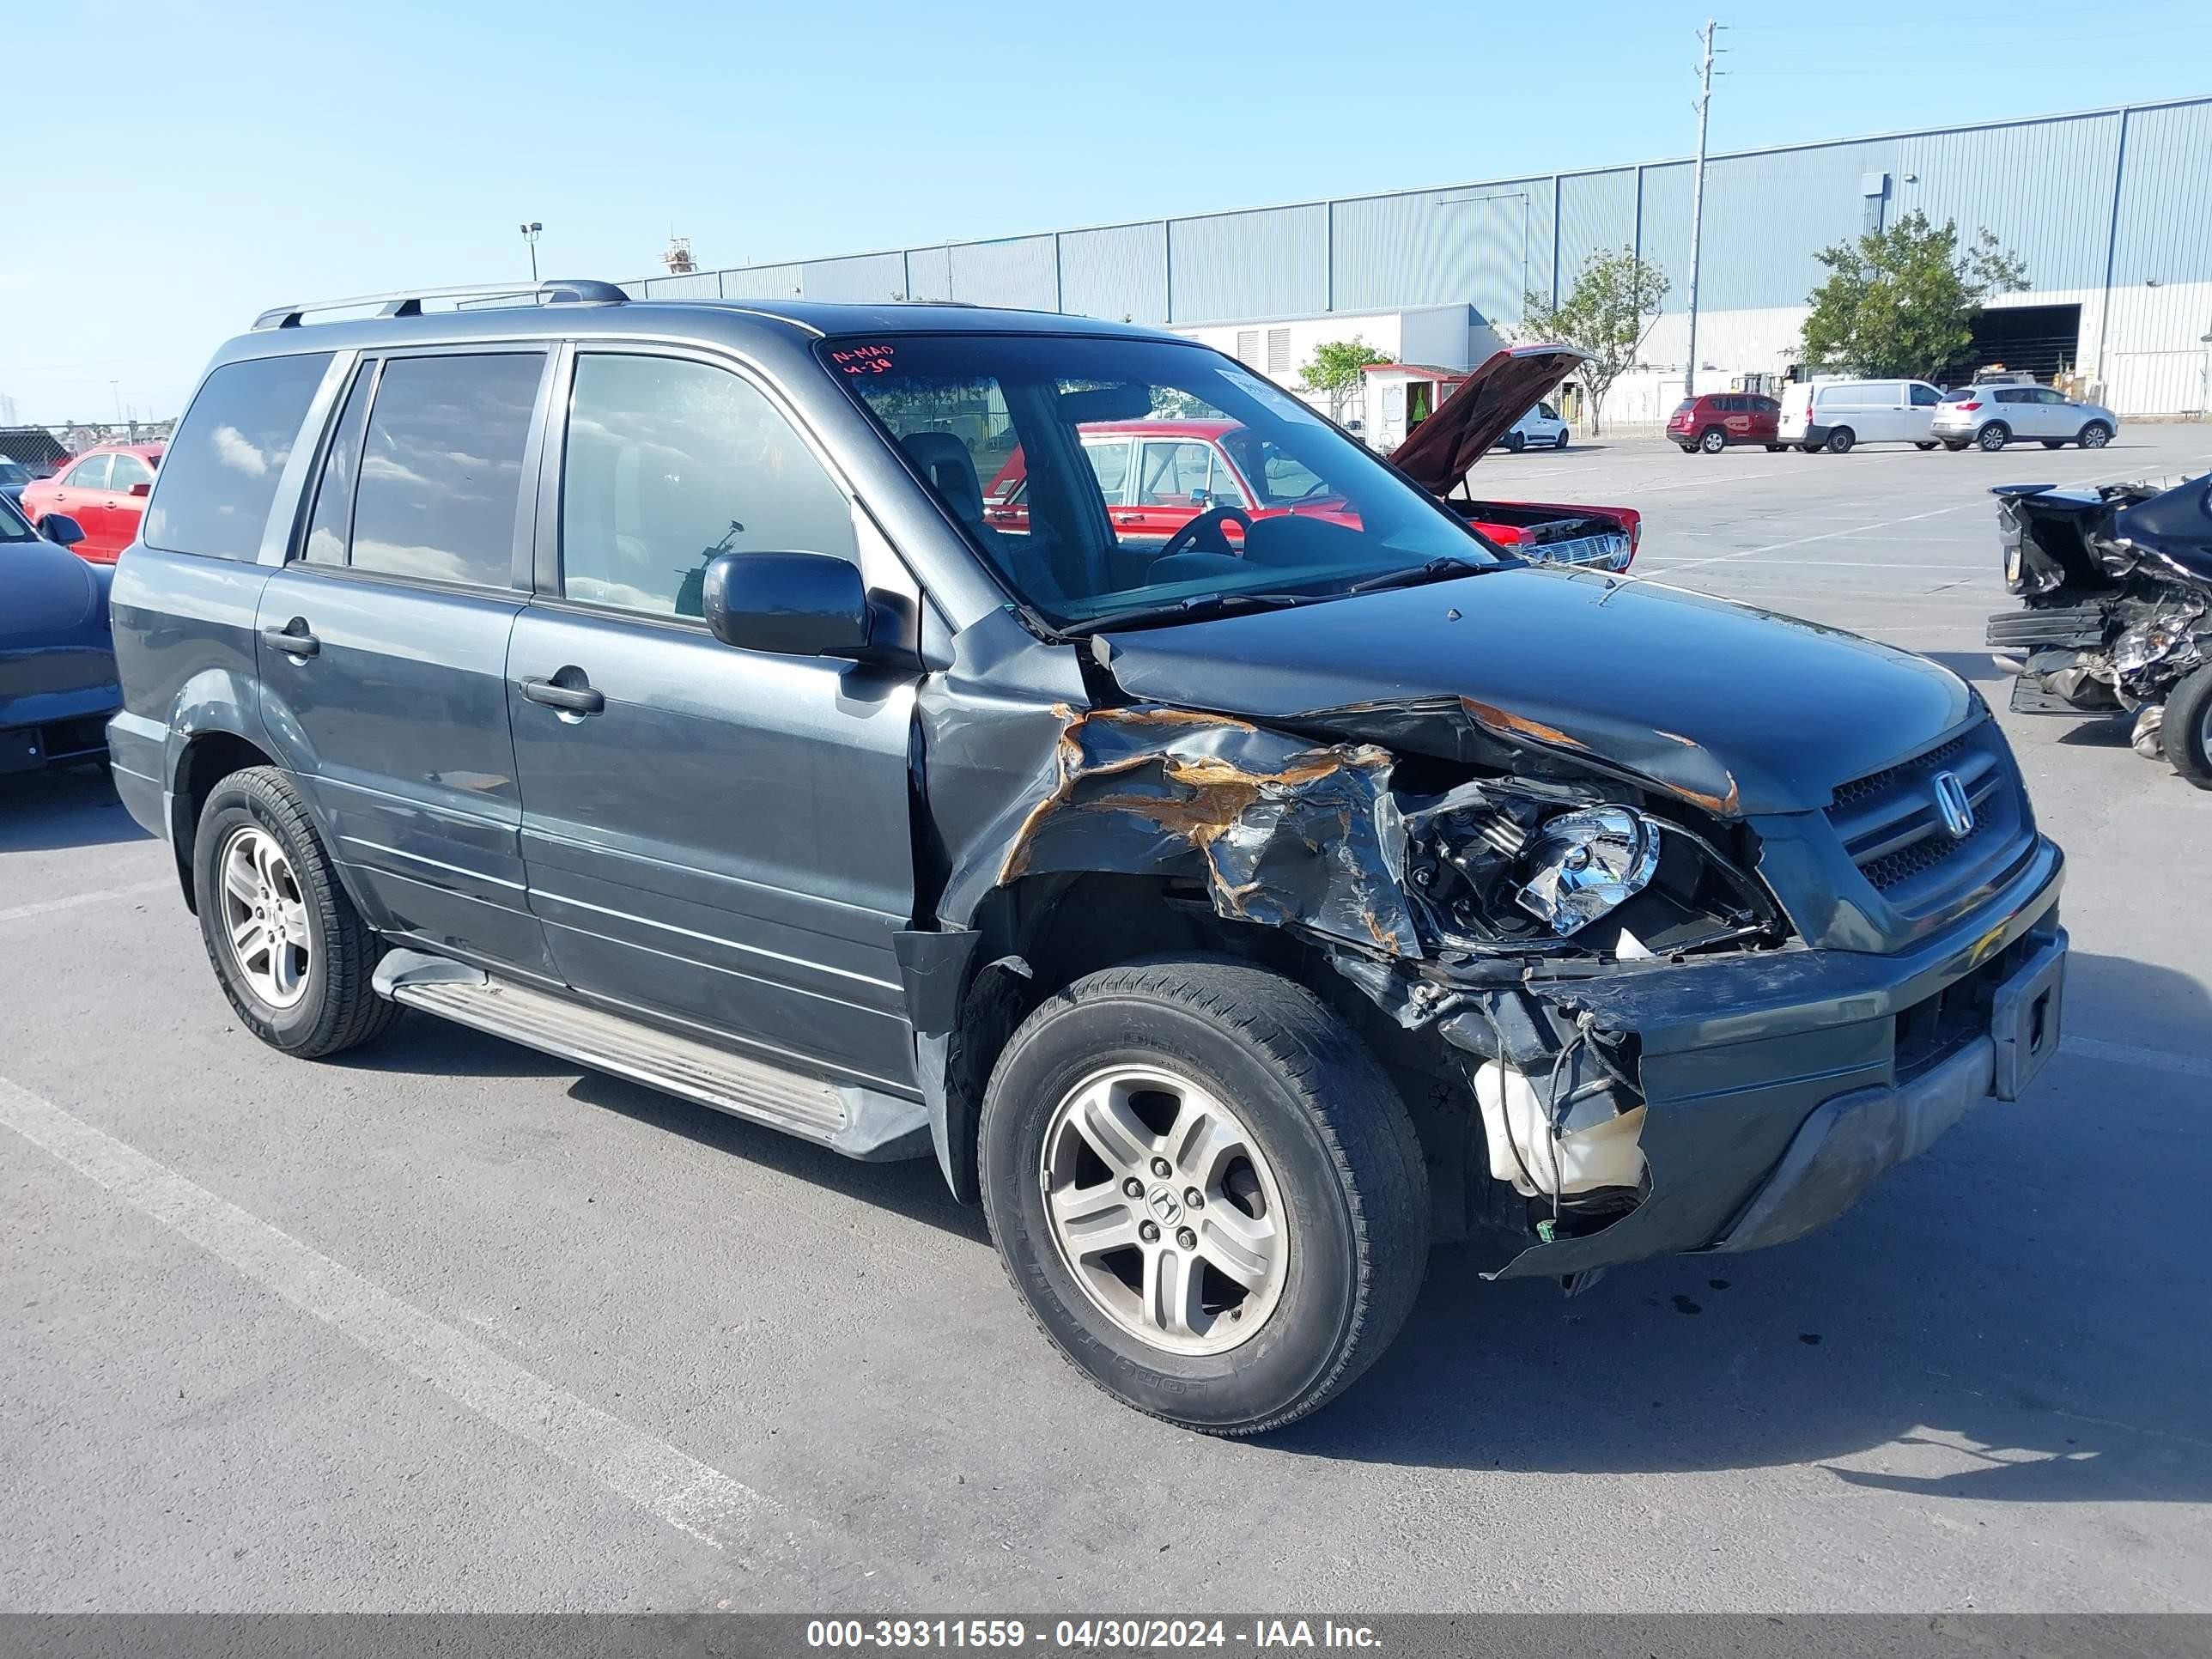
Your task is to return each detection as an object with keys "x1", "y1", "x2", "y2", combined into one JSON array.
[{"x1": 982, "y1": 343, "x2": 1639, "y2": 571}]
